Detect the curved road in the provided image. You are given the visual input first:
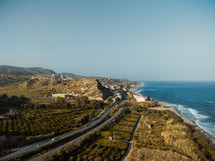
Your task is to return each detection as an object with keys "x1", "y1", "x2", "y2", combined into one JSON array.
[{"x1": 0, "y1": 101, "x2": 119, "y2": 161}]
